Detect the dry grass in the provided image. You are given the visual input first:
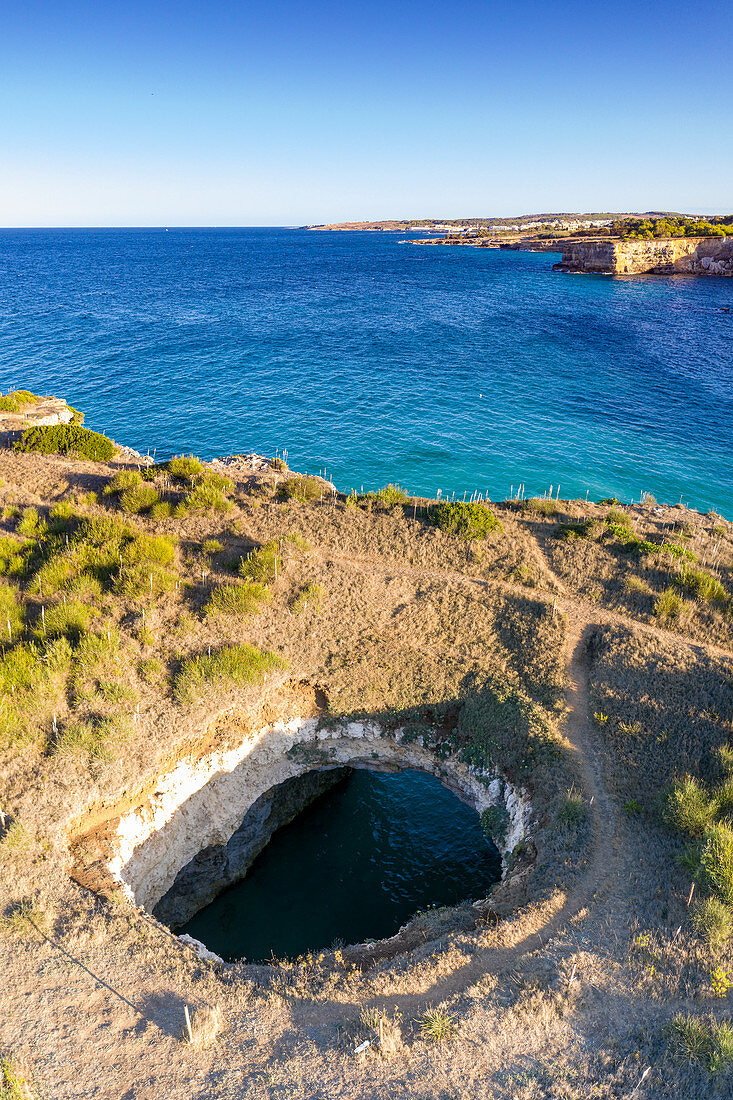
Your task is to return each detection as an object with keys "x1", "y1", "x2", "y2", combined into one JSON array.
[{"x1": 2, "y1": 447, "x2": 733, "y2": 1099}]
